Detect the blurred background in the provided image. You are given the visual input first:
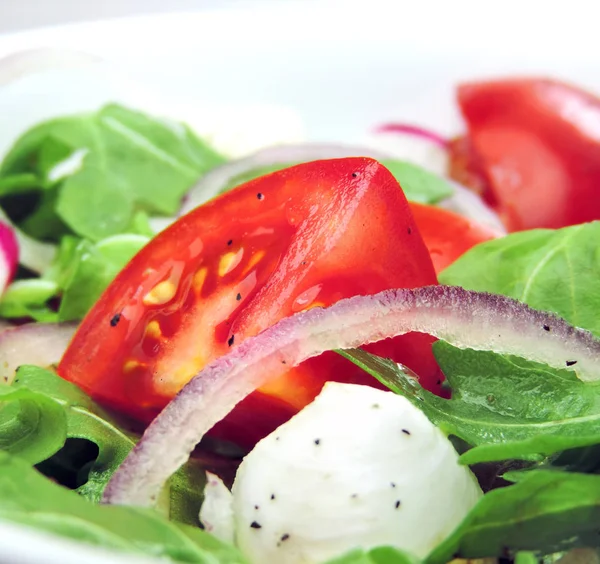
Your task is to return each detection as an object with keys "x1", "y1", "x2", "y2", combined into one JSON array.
[{"x1": 0, "y1": 0, "x2": 285, "y2": 33}]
